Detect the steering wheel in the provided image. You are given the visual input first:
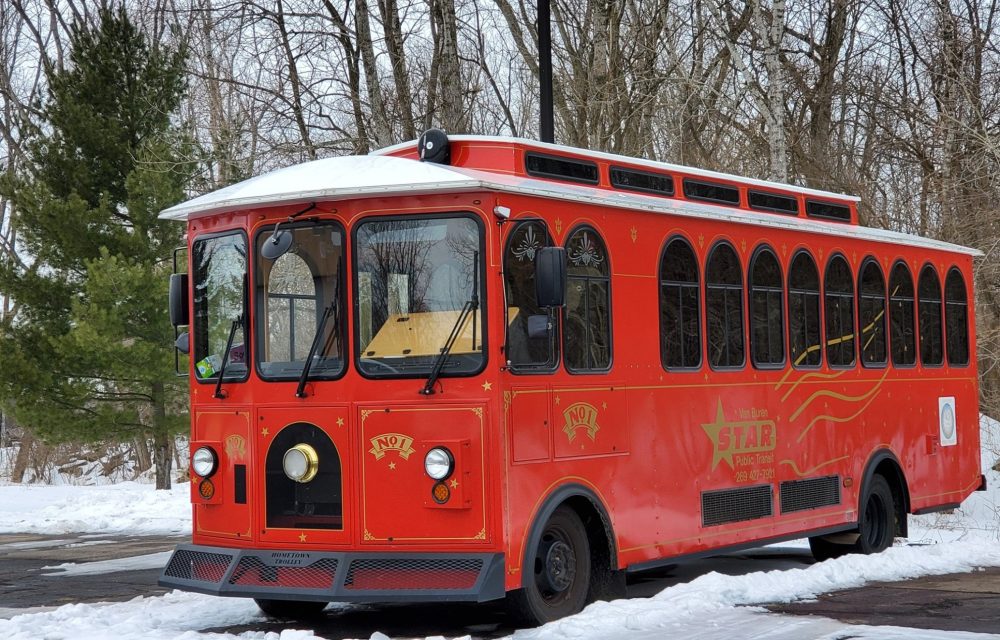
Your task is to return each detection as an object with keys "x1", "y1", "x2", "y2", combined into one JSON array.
[{"x1": 360, "y1": 358, "x2": 402, "y2": 375}]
